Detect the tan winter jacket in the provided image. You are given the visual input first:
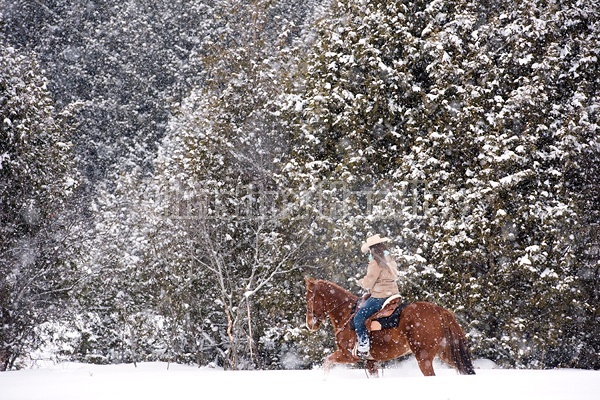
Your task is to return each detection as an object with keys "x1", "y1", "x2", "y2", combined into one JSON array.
[{"x1": 358, "y1": 254, "x2": 399, "y2": 298}]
